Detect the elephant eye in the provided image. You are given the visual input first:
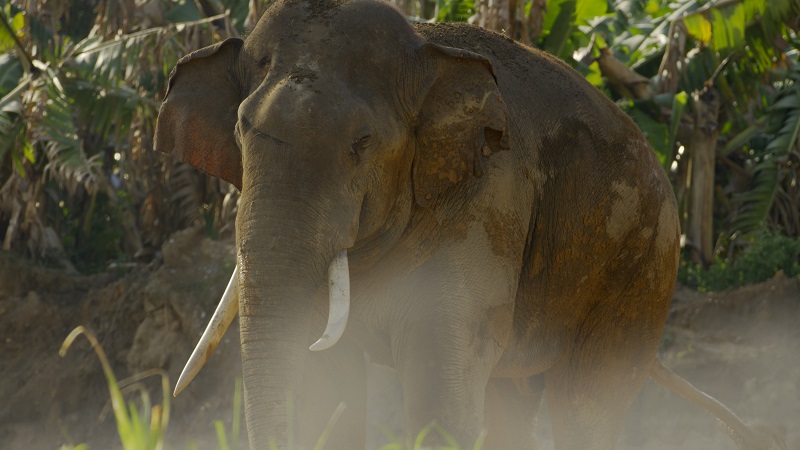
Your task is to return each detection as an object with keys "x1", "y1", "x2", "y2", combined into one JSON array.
[
  {"x1": 352, "y1": 134, "x2": 371, "y2": 151},
  {"x1": 258, "y1": 56, "x2": 270, "y2": 68},
  {"x1": 349, "y1": 135, "x2": 371, "y2": 164}
]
